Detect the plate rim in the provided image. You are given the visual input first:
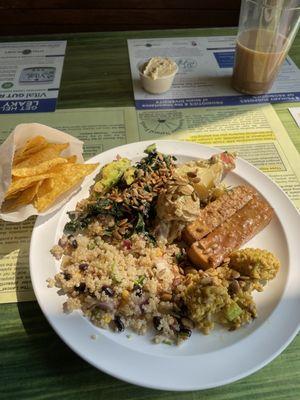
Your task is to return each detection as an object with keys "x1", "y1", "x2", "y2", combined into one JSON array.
[{"x1": 30, "y1": 140, "x2": 300, "y2": 391}]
